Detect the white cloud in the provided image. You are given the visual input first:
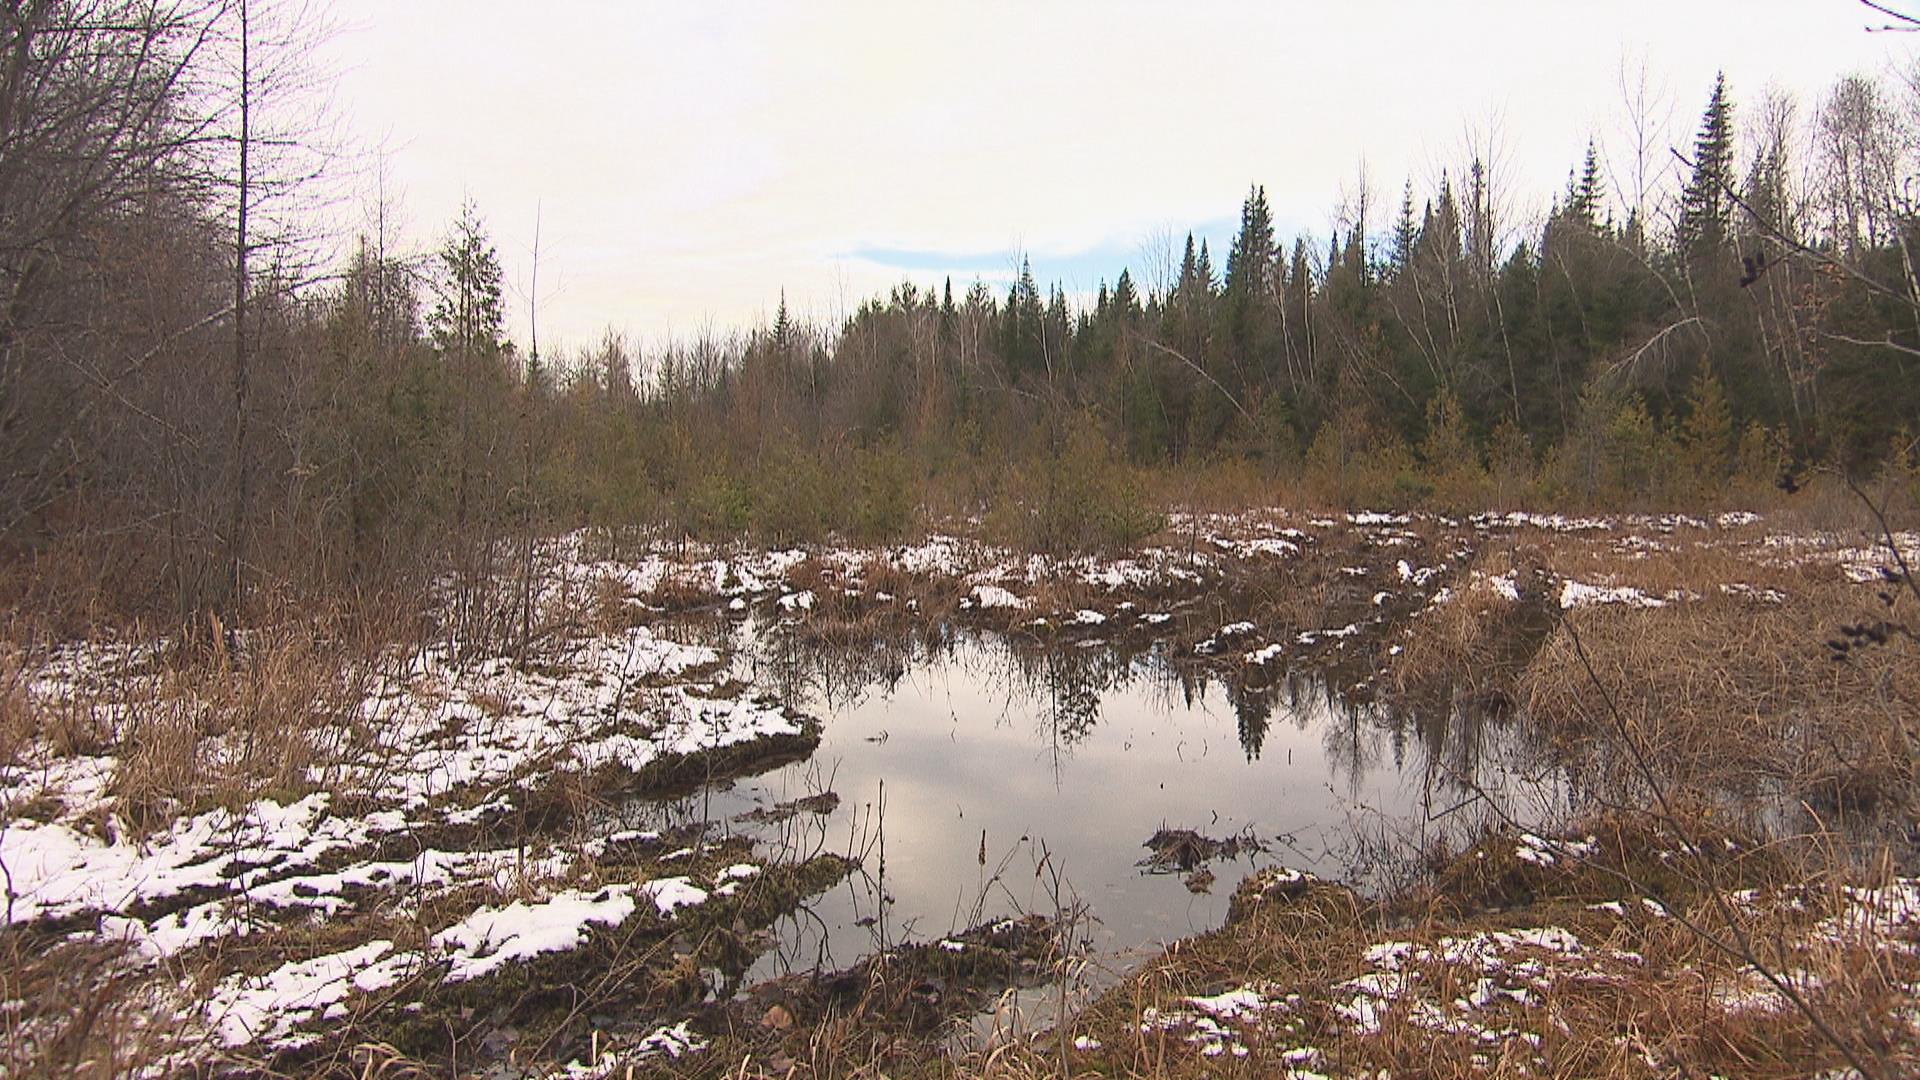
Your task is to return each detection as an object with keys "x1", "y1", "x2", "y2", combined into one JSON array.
[{"x1": 321, "y1": 0, "x2": 1911, "y2": 350}]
